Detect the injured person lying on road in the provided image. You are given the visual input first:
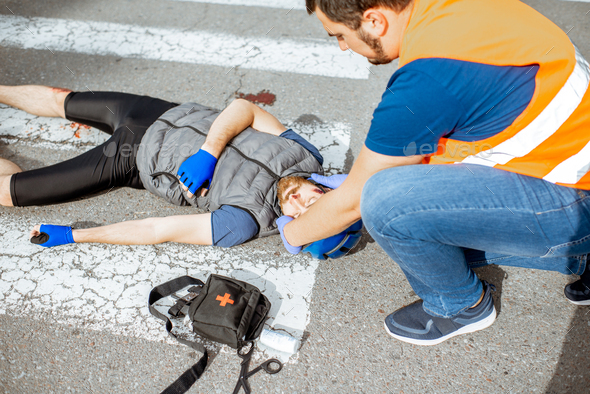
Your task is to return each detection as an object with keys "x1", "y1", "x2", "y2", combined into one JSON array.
[{"x1": 0, "y1": 84, "x2": 352, "y2": 253}]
